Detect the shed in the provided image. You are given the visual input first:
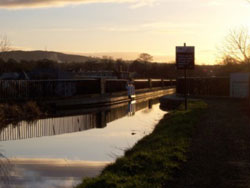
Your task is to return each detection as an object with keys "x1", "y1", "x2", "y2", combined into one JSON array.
[{"x1": 230, "y1": 73, "x2": 250, "y2": 98}]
